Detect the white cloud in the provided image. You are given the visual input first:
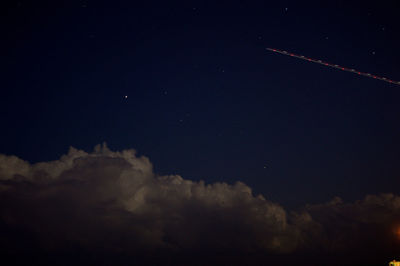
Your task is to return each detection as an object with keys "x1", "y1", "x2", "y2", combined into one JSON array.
[
  {"x1": 0, "y1": 143, "x2": 296, "y2": 255},
  {"x1": 1, "y1": 143, "x2": 400, "y2": 265}
]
